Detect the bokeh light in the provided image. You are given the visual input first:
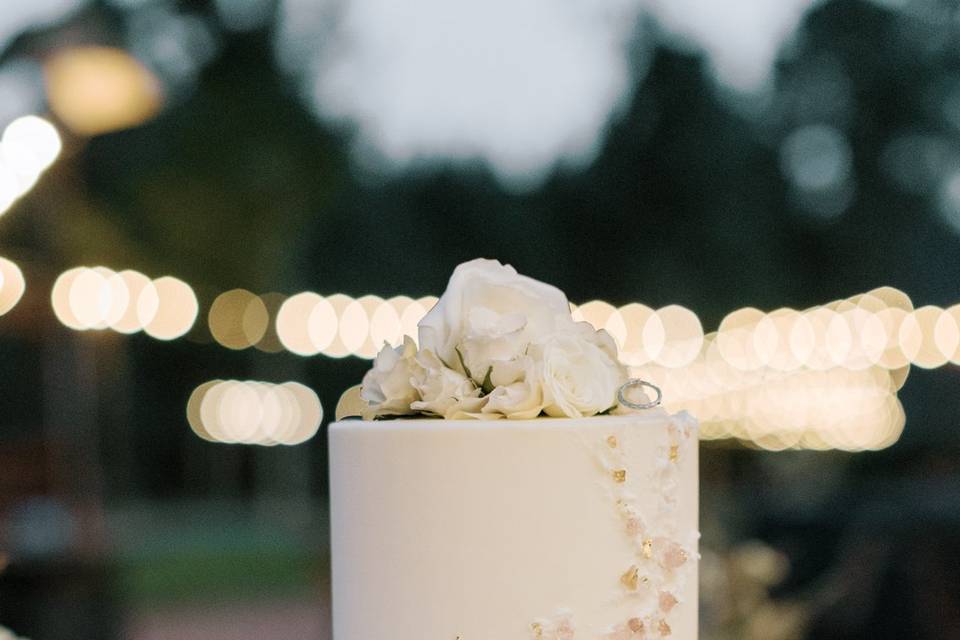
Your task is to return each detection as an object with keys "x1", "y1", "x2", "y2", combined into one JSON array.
[
  {"x1": 42, "y1": 271, "x2": 960, "y2": 452},
  {"x1": 341, "y1": 295, "x2": 378, "y2": 358},
  {"x1": 189, "y1": 379, "x2": 323, "y2": 446},
  {"x1": 308, "y1": 295, "x2": 339, "y2": 354},
  {"x1": 899, "y1": 305, "x2": 949, "y2": 369},
  {"x1": 0, "y1": 257, "x2": 26, "y2": 316},
  {"x1": 941, "y1": 305, "x2": 960, "y2": 365},
  {"x1": 138, "y1": 276, "x2": 198, "y2": 340},
  {"x1": 44, "y1": 46, "x2": 163, "y2": 136},
  {"x1": 277, "y1": 292, "x2": 324, "y2": 356},
  {"x1": 254, "y1": 292, "x2": 286, "y2": 353},
  {"x1": 654, "y1": 305, "x2": 704, "y2": 368},
  {"x1": 321, "y1": 293, "x2": 354, "y2": 358},
  {"x1": 717, "y1": 307, "x2": 765, "y2": 371},
  {"x1": 110, "y1": 270, "x2": 153, "y2": 334},
  {"x1": 52, "y1": 267, "x2": 198, "y2": 339},
  {"x1": 1, "y1": 115, "x2": 61, "y2": 177},
  {"x1": 780, "y1": 123, "x2": 854, "y2": 219},
  {"x1": 0, "y1": 115, "x2": 61, "y2": 216},
  {"x1": 208, "y1": 288, "x2": 269, "y2": 350}
]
